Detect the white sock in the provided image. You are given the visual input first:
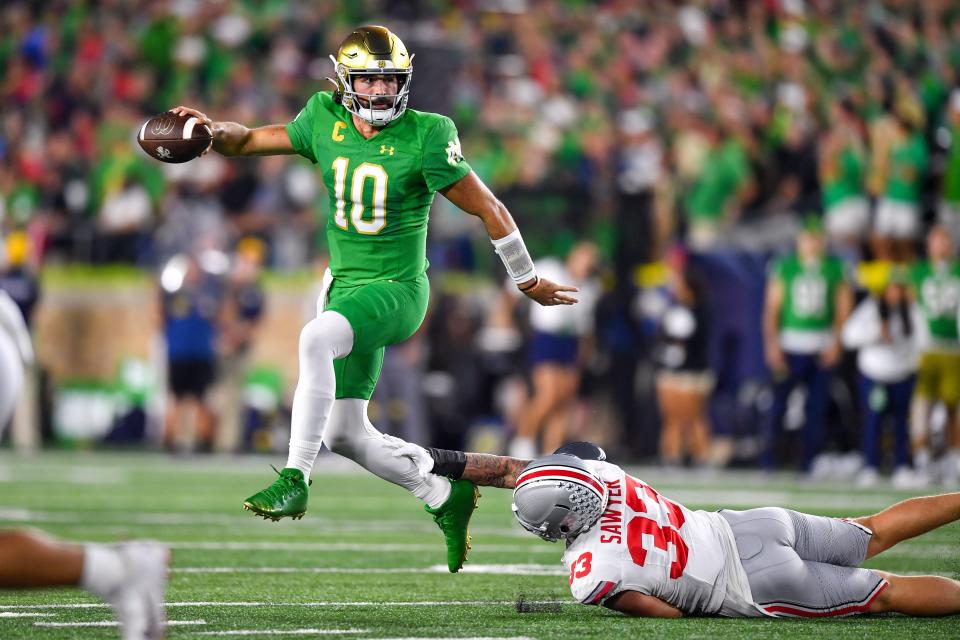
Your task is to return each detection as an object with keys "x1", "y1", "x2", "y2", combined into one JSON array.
[
  {"x1": 80, "y1": 544, "x2": 126, "y2": 599},
  {"x1": 417, "y1": 476, "x2": 452, "y2": 509},
  {"x1": 915, "y1": 448, "x2": 931, "y2": 473},
  {"x1": 324, "y1": 398, "x2": 452, "y2": 508},
  {"x1": 285, "y1": 312, "x2": 354, "y2": 483}
]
